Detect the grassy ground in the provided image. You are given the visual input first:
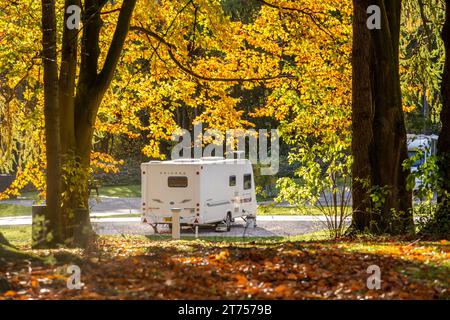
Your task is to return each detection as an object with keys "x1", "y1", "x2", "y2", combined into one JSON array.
[
  {"x1": 0, "y1": 228, "x2": 448, "y2": 299},
  {"x1": 0, "y1": 204, "x2": 31, "y2": 218},
  {"x1": 0, "y1": 226, "x2": 31, "y2": 248},
  {"x1": 258, "y1": 205, "x2": 326, "y2": 216},
  {"x1": 5, "y1": 184, "x2": 141, "y2": 201},
  {"x1": 98, "y1": 184, "x2": 141, "y2": 198}
]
